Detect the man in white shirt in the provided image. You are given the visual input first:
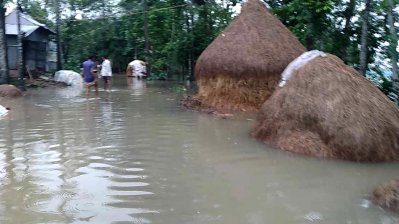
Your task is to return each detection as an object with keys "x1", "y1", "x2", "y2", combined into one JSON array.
[{"x1": 101, "y1": 56, "x2": 112, "y2": 91}]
